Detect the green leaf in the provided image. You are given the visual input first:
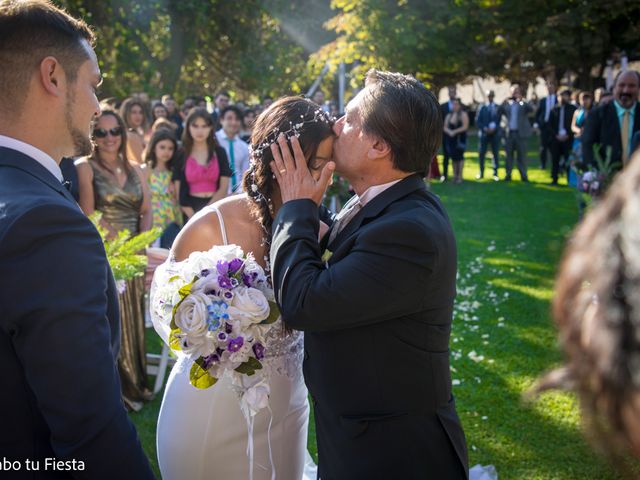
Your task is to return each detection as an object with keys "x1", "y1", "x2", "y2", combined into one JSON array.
[
  {"x1": 190, "y1": 358, "x2": 218, "y2": 389},
  {"x1": 178, "y1": 282, "x2": 193, "y2": 300},
  {"x1": 168, "y1": 328, "x2": 182, "y2": 351},
  {"x1": 234, "y1": 356, "x2": 263, "y2": 376},
  {"x1": 261, "y1": 301, "x2": 281, "y2": 325}
]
